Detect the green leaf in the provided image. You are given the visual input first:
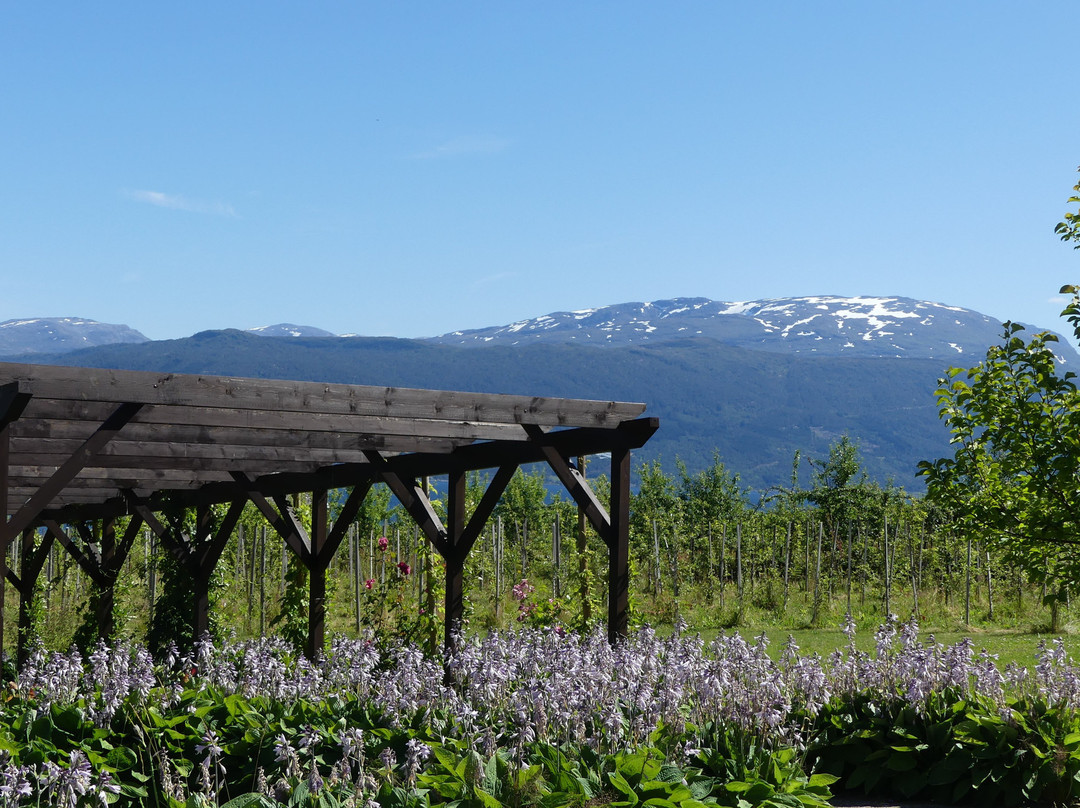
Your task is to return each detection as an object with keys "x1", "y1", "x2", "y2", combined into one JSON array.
[
  {"x1": 475, "y1": 787, "x2": 504, "y2": 808},
  {"x1": 608, "y1": 771, "x2": 638, "y2": 803},
  {"x1": 219, "y1": 795, "x2": 274, "y2": 808}
]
